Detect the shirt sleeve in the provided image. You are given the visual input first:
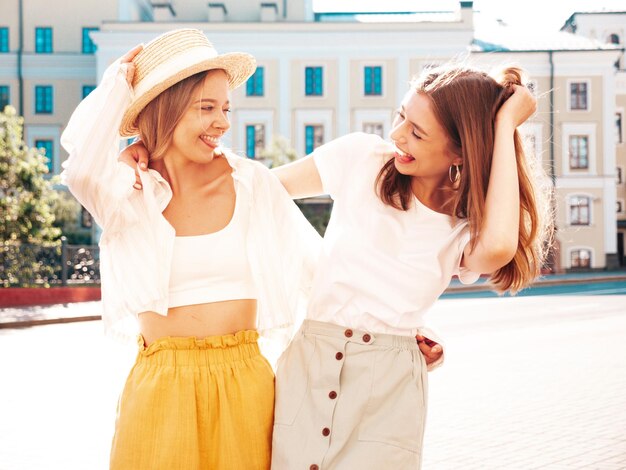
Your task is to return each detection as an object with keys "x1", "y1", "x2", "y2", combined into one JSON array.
[
  {"x1": 454, "y1": 225, "x2": 481, "y2": 285},
  {"x1": 246, "y1": 159, "x2": 322, "y2": 347},
  {"x1": 312, "y1": 132, "x2": 384, "y2": 200},
  {"x1": 60, "y1": 59, "x2": 137, "y2": 233}
]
